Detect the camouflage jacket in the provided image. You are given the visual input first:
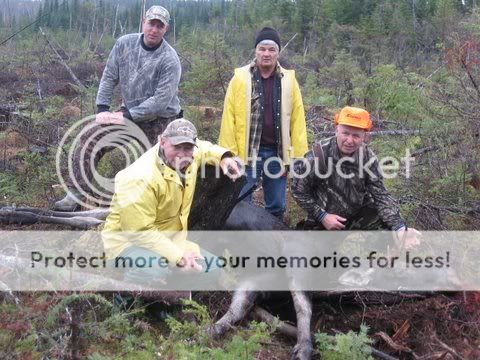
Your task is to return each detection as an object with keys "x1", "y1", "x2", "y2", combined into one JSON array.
[{"x1": 291, "y1": 136, "x2": 405, "y2": 230}]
